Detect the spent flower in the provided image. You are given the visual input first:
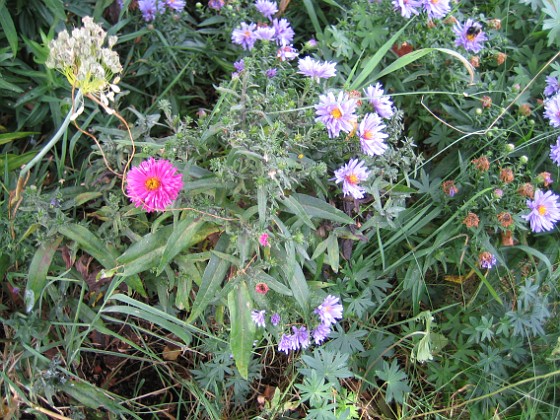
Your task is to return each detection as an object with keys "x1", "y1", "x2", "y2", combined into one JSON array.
[{"x1": 479, "y1": 252, "x2": 497, "y2": 269}]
